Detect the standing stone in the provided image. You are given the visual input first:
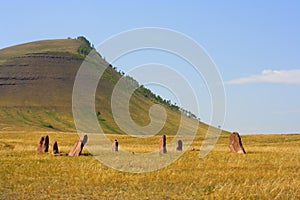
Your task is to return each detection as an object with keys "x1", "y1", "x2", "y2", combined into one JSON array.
[
  {"x1": 229, "y1": 132, "x2": 246, "y2": 154},
  {"x1": 52, "y1": 141, "x2": 59, "y2": 155},
  {"x1": 80, "y1": 134, "x2": 88, "y2": 145},
  {"x1": 37, "y1": 135, "x2": 49, "y2": 154},
  {"x1": 37, "y1": 136, "x2": 45, "y2": 154},
  {"x1": 44, "y1": 135, "x2": 49, "y2": 153},
  {"x1": 176, "y1": 140, "x2": 183, "y2": 151},
  {"x1": 159, "y1": 135, "x2": 167, "y2": 154},
  {"x1": 112, "y1": 139, "x2": 118, "y2": 152},
  {"x1": 69, "y1": 135, "x2": 88, "y2": 156}
]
